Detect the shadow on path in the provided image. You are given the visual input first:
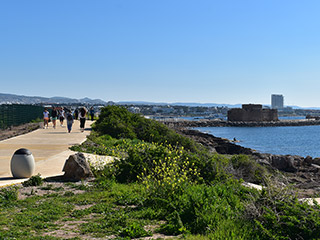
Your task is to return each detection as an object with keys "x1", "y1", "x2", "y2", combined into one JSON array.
[
  {"x1": 0, "y1": 176, "x2": 17, "y2": 181},
  {"x1": 45, "y1": 175, "x2": 81, "y2": 183},
  {"x1": 46, "y1": 132, "x2": 70, "y2": 135}
]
